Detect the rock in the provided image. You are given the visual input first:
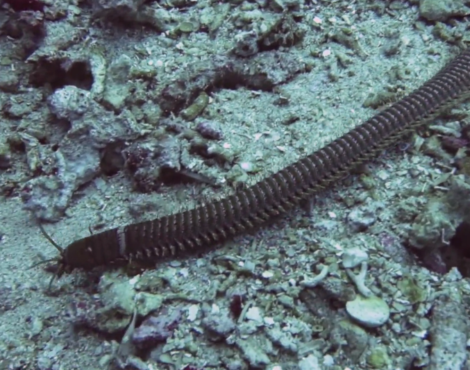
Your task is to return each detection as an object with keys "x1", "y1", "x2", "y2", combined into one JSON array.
[
  {"x1": 408, "y1": 199, "x2": 455, "y2": 250},
  {"x1": 235, "y1": 337, "x2": 271, "y2": 368},
  {"x1": 245, "y1": 306, "x2": 263, "y2": 323},
  {"x1": 135, "y1": 292, "x2": 163, "y2": 316},
  {"x1": 99, "y1": 274, "x2": 136, "y2": 316},
  {"x1": 21, "y1": 85, "x2": 149, "y2": 221},
  {"x1": 342, "y1": 247, "x2": 368, "y2": 268},
  {"x1": 298, "y1": 354, "x2": 321, "y2": 370},
  {"x1": 429, "y1": 289, "x2": 467, "y2": 370},
  {"x1": 195, "y1": 120, "x2": 224, "y2": 140},
  {"x1": 0, "y1": 141, "x2": 12, "y2": 169},
  {"x1": 366, "y1": 346, "x2": 391, "y2": 369},
  {"x1": 201, "y1": 309, "x2": 236, "y2": 340},
  {"x1": 0, "y1": 69, "x2": 19, "y2": 92},
  {"x1": 266, "y1": 324, "x2": 298, "y2": 353},
  {"x1": 347, "y1": 207, "x2": 376, "y2": 232},
  {"x1": 329, "y1": 319, "x2": 369, "y2": 361},
  {"x1": 419, "y1": 0, "x2": 470, "y2": 21},
  {"x1": 132, "y1": 308, "x2": 184, "y2": 349},
  {"x1": 103, "y1": 55, "x2": 132, "y2": 110},
  {"x1": 346, "y1": 295, "x2": 390, "y2": 328}
]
